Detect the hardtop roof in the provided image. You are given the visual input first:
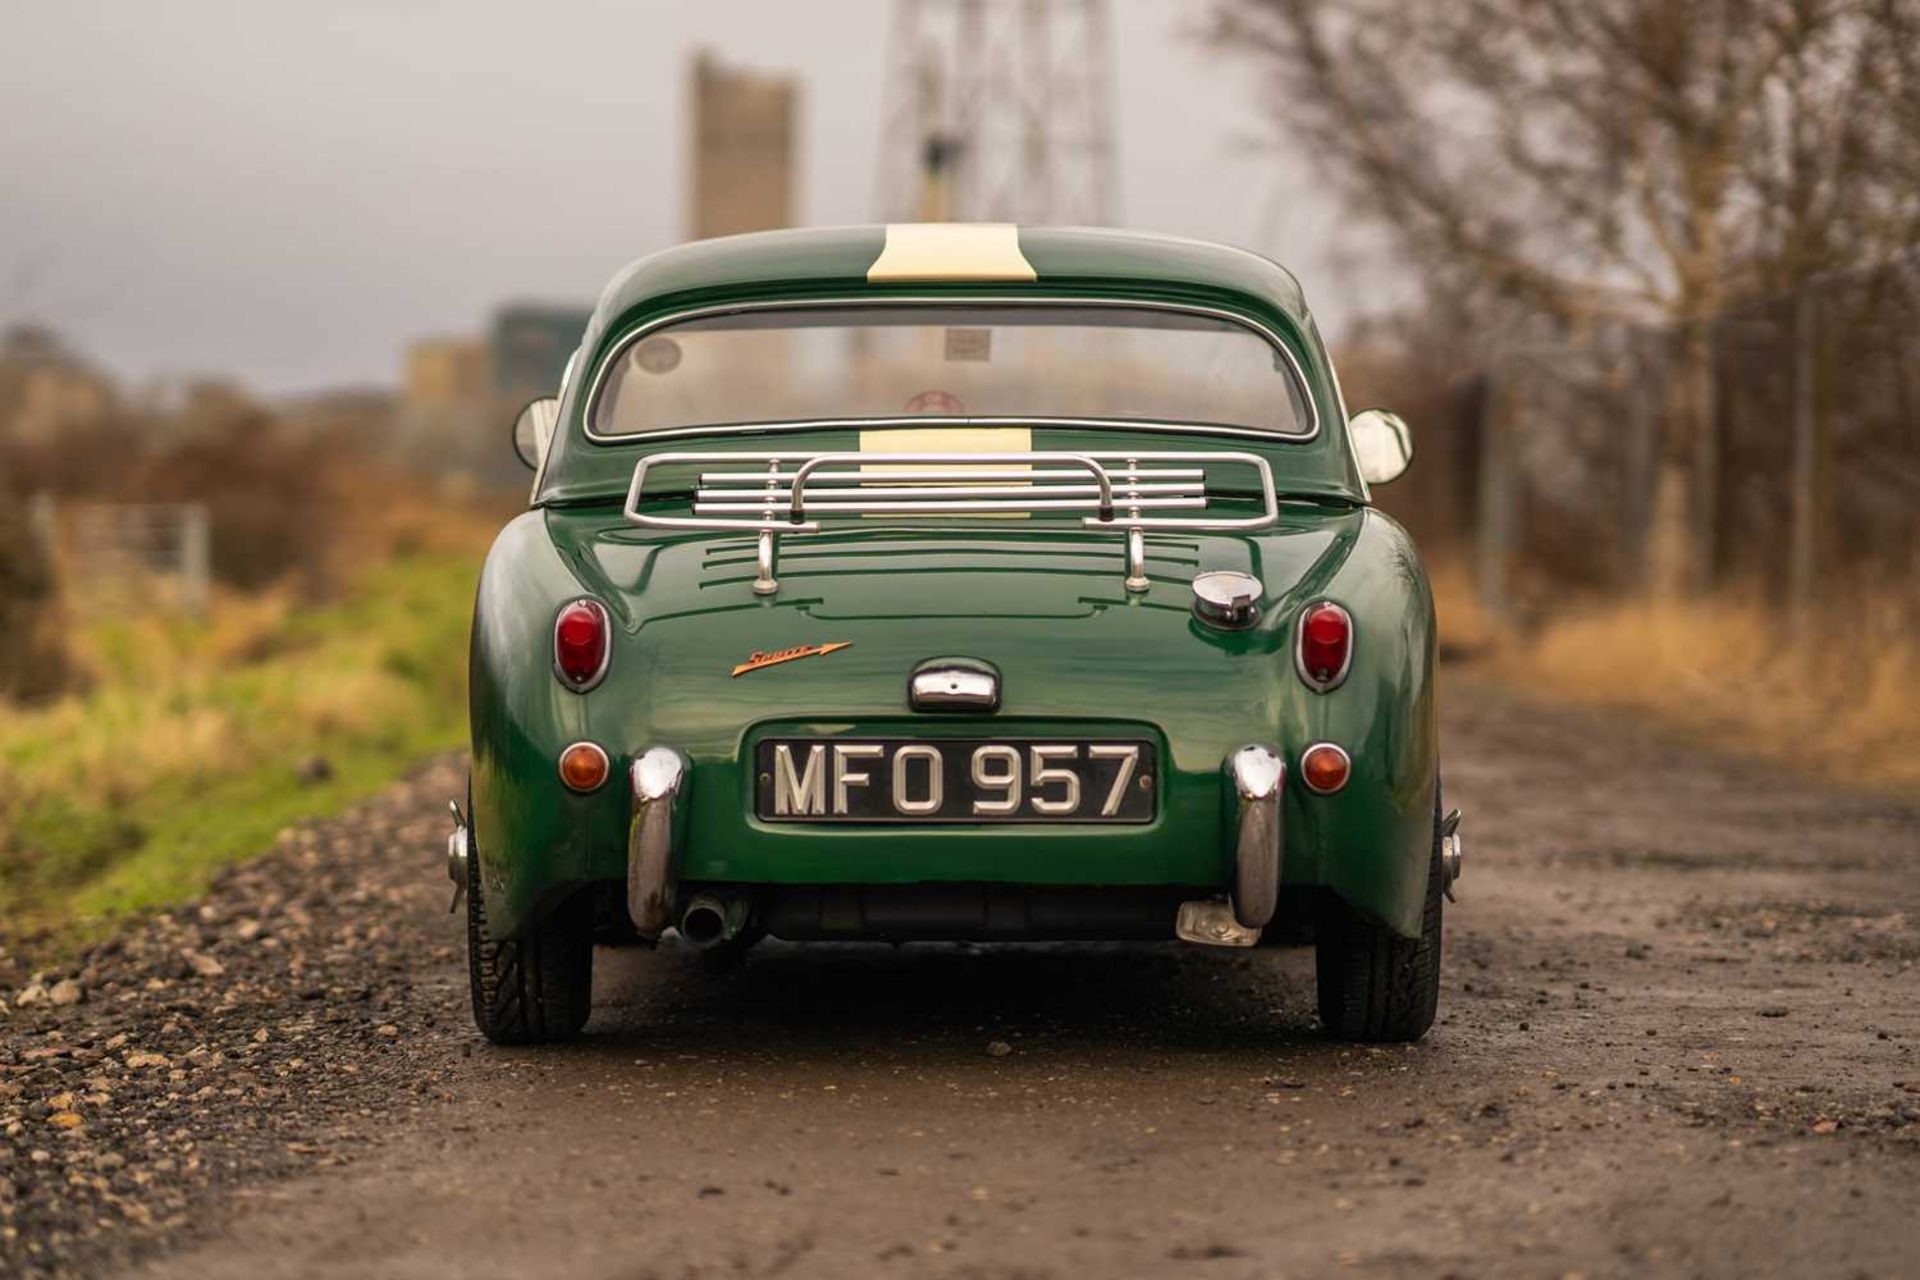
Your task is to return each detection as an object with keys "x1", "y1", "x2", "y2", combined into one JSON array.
[
  {"x1": 530, "y1": 225, "x2": 1364, "y2": 508},
  {"x1": 586, "y1": 225, "x2": 1313, "y2": 341}
]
